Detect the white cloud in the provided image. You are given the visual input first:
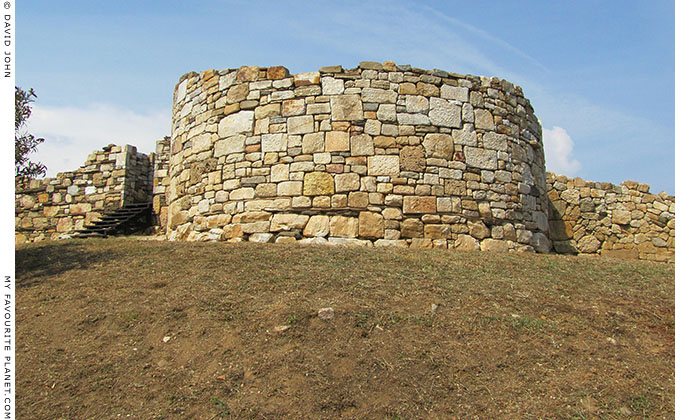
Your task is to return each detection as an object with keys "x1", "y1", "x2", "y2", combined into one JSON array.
[
  {"x1": 543, "y1": 126, "x2": 581, "y2": 176},
  {"x1": 26, "y1": 104, "x2": 170, "y2": 177}
]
